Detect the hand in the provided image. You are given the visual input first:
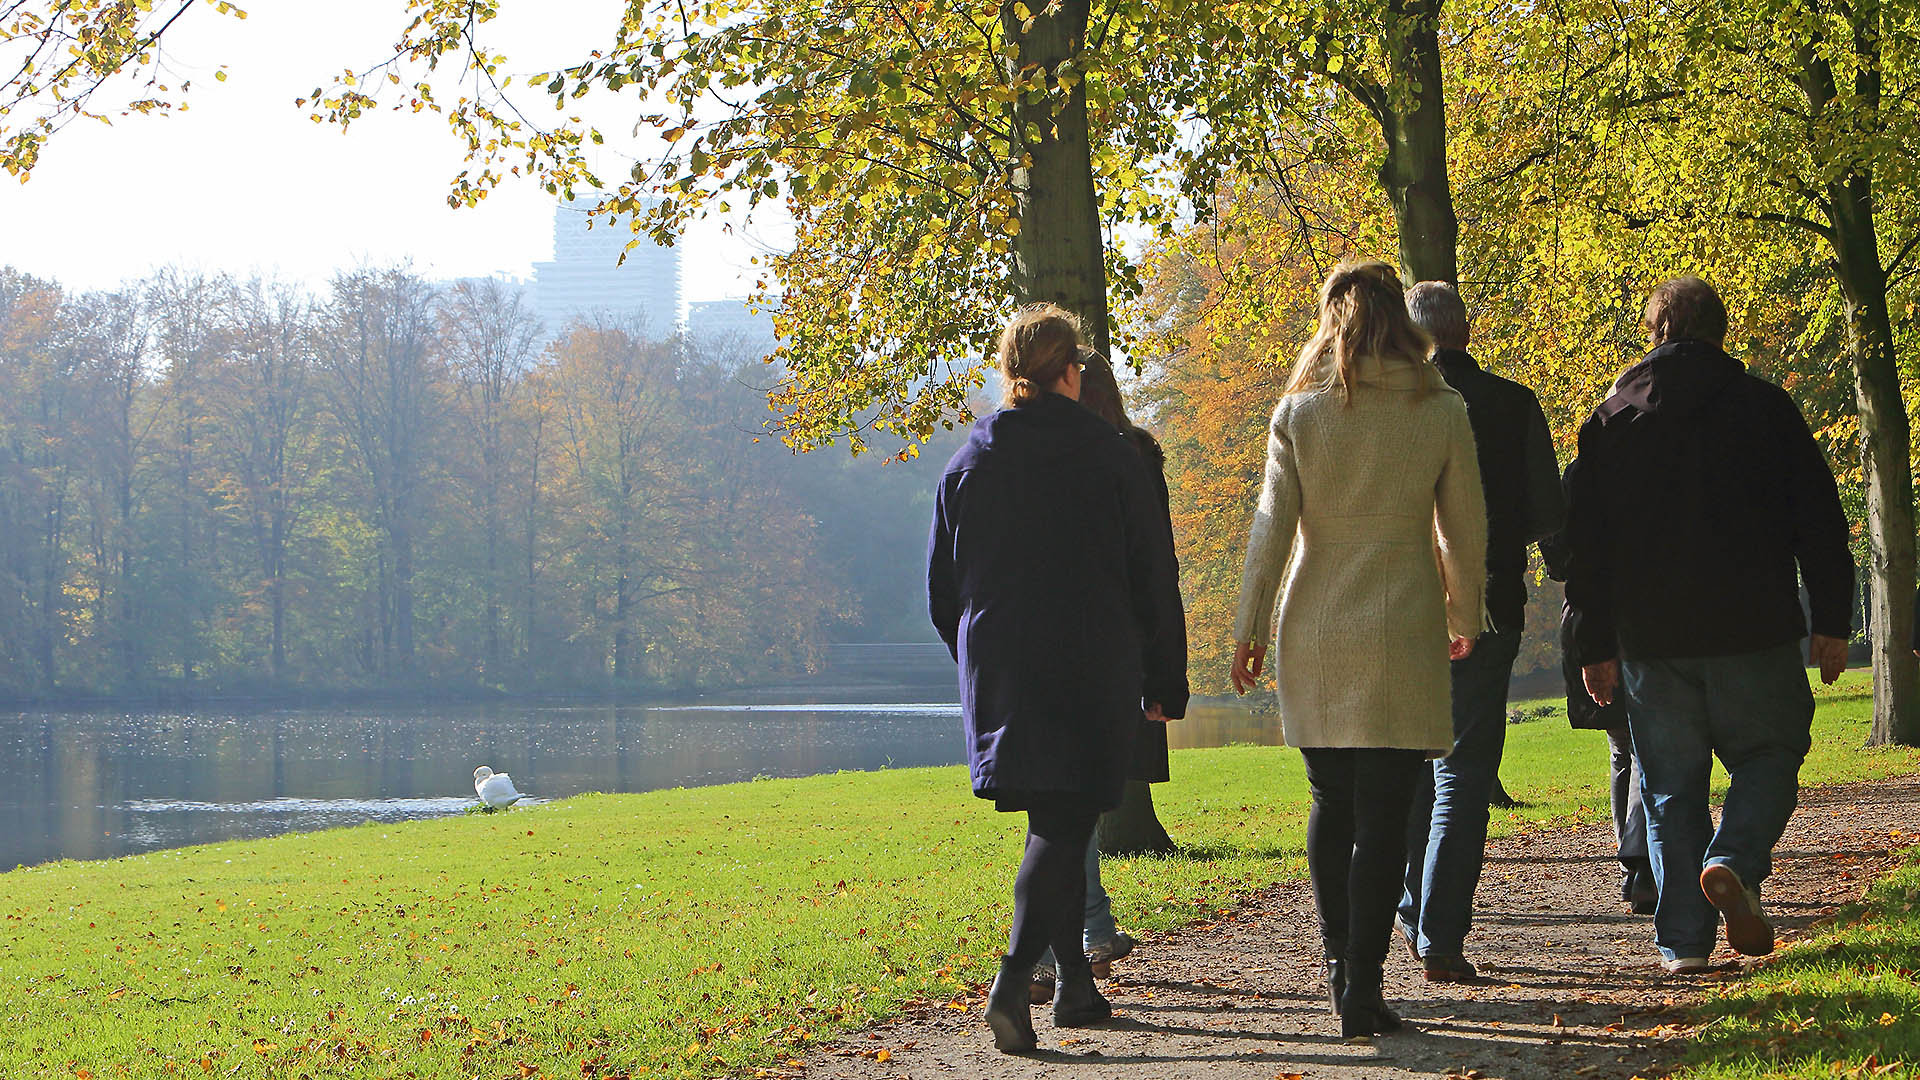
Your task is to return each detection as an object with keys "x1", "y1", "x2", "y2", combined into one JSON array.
[
  {"x1": 1583, "y1": 659, "x2": 1621, "y2": 708},
  {"x1": 1230, "y1": 641, "x2": 1267, "y2": 695},
  {"x1": 1449, "y1": 635, "x2": 1476, "y2": 661},
  {"x1": 1809, "y1": 633, "x2": 1848, "y2": 685},
  {"x1": 1145, "y1": 702, "x2": 1168, "y2": 724}
]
